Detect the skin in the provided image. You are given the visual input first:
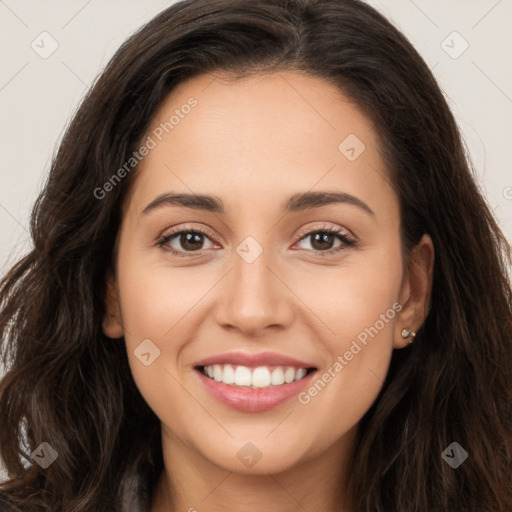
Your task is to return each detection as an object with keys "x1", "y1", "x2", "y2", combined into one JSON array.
[{"x1": 103, "y1": 70, "x2": 434, "y2": 512}]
